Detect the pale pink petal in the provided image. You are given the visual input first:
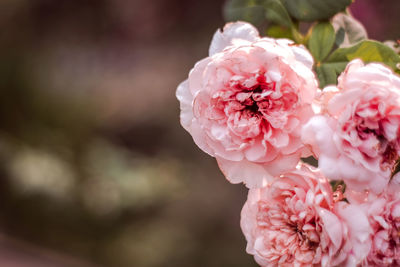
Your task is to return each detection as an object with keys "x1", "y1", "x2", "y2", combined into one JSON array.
[
  {"x1": 287, "y1": 43, "x2": 314, "y2": 70},
  {"x1": 216, "y1": 157, "x2": 272, "y2": 188},
  {"x1": 301, "y1": 115, "x2": 338, "y2": 158},
  {"x1": 244, "y1": 141, "x2": 267, "y2": 162},
  {"x1": 188, "y1": 57, "x2": 212, "y2": 95},
  {"x1": 339, "y1": 203, "x2": 371, "y2": 243},
  {"x1": 317, "y1": 208, "x2": 343, "y2": 250},
  {"x1": 209, "y1": 21, "x2": 260, "y2": 56},
  {"x1": 176, "y1": 80, "x2": 193, "y2": 131},
  {"x1": 189, "y1": 121, "x2": 215, "y2": 156},
  {"x1": 262, "y1": 152, "x2": 300, "y2": 177}
]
